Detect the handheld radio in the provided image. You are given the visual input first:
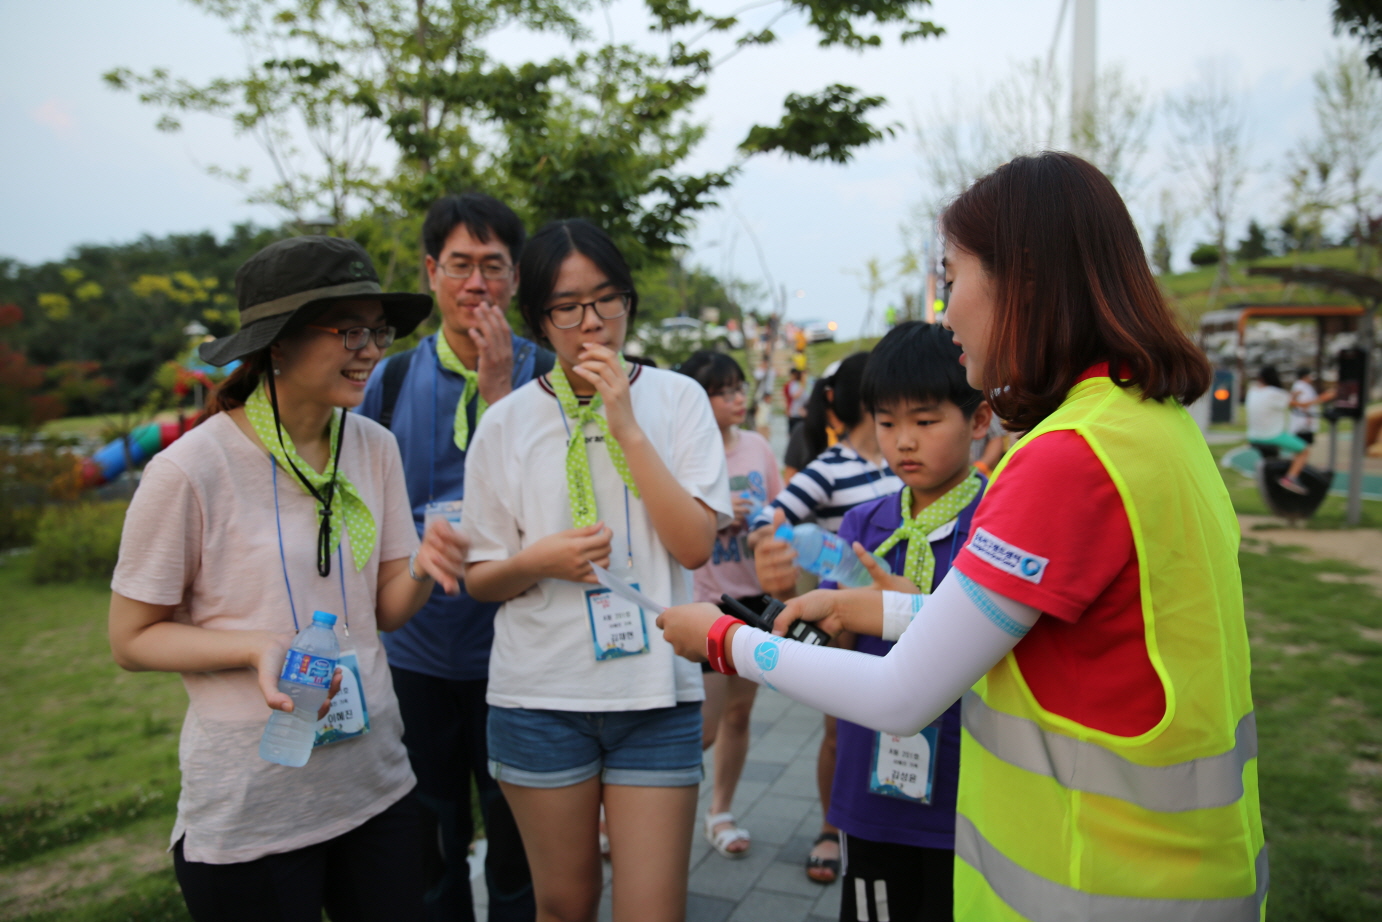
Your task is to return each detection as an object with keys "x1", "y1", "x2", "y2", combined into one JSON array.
[{"x1": 717, "y1": 594, "x2": 831, "y2": 646}]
